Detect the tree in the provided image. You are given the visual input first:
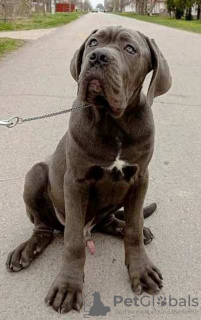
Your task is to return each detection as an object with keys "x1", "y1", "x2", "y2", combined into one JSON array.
[
  {"x1": 195, "y1": 0, "x2": 201, "y2": 19},
  {"x1": 160, "y1": 0, "x2": 200, "y2": 19},
  {"x1": 185, "y1": 0, "x2": 194, "y2": 19},
  {"x1": 167, "y1": 0, "x2": 198, "y2": 20},
  {"x1": 149, "y1": 0, "x2": 160, "y2": 15},
  {"x1": 96, "y1": 3, "x2": 104, "y2": 10},
  {"x1": 23, "y1": 0, "x2": 33, "y2": 16},
  {"x1": 74, "y1": 0, "x2": 84, "y2": 10},
  {"x1": 83, "y1": 0, "x2": 92, "y2": 11},
  {"x1": 0, "y1": 0, "x2": 7, "y2": 21},
  {"x1": 167, "y1": 0, "x2": 175, "y2": 13}
]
